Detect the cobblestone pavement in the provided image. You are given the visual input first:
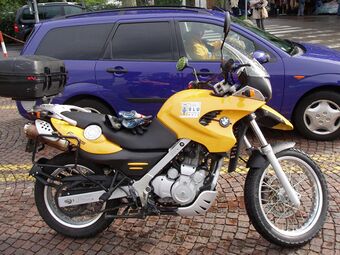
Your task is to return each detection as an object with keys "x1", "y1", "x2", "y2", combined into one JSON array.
[{"x1": 0, "y1": 97, "x2": 339, "y2": 255}]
